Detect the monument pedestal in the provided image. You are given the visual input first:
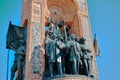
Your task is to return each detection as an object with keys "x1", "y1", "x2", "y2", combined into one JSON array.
[{"x1": 45, "y1": 75, "x2": 93, "y2": 80}]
